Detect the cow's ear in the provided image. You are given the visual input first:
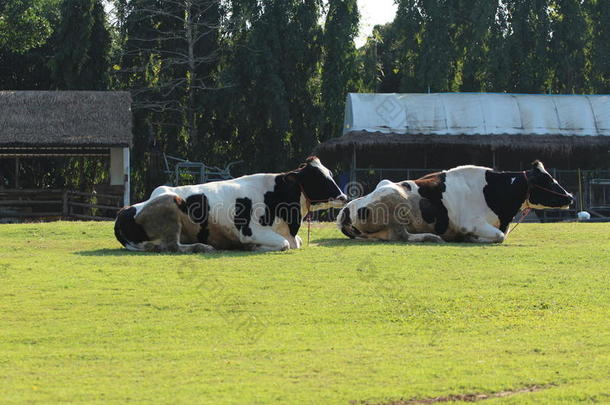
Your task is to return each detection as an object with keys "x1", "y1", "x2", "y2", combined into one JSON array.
[
  {"x1": 398, "y1": 181, "x2": 412, "y2": 192},
  {"x1": 285, "y1": 172, "x2": 300, "y2": 184},
  {"x1": 531, "y1": 160, "x2": 544, "y2": 172}
]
